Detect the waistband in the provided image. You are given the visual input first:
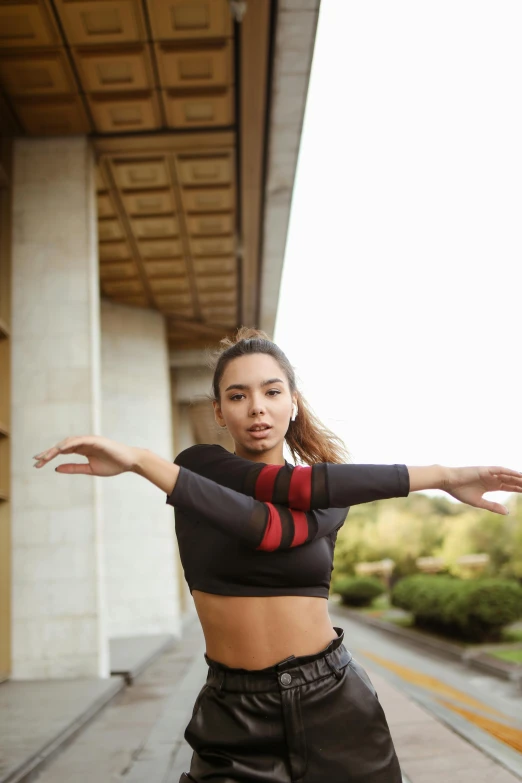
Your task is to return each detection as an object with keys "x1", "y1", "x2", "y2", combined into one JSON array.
[{"x1": 204, "y1": 626, "x2": 352, "y2": 693}]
